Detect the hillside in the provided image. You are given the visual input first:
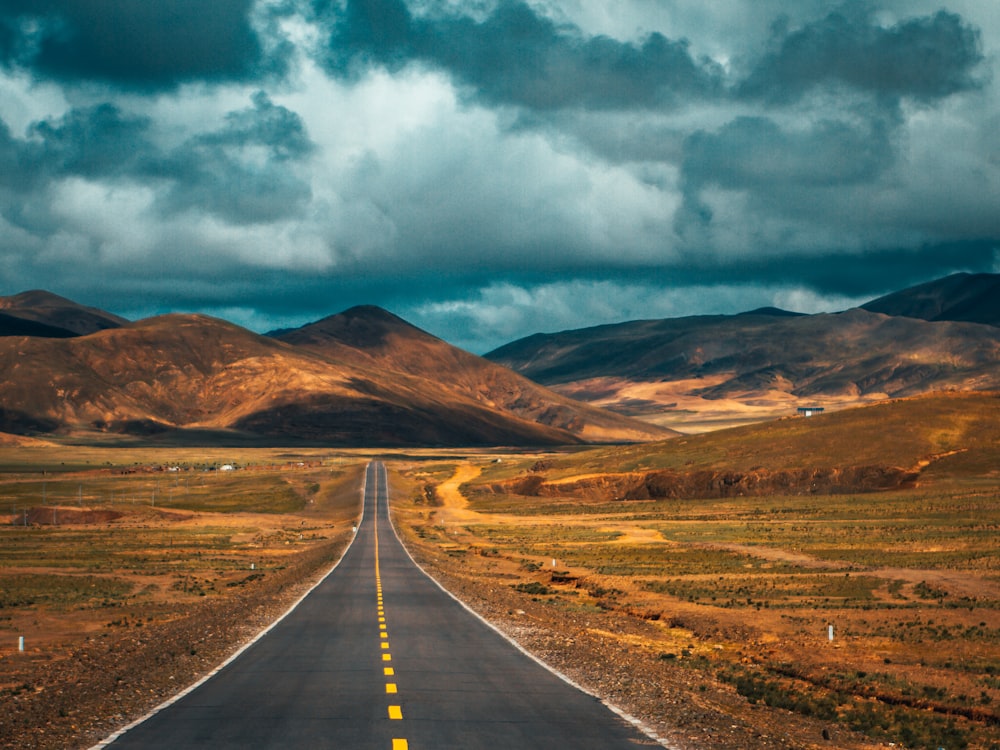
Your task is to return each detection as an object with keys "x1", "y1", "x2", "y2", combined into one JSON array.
[
  {"x1": 0, "y1": 290, "x2": 128, "y2": 335},
  {"x1": 0, "y1": 306, "x2": 668, "y2": 446},
  {"x1": 478, "y1": 391, "x2": 1000, "y2": 500},
  {"x1": 271, "y1": 306, "x2": 672, "y2": 443},
  {"x1": 0, "y1": 311, "x2": 77, "y2": 338},
  {"x1": 861, "y1": 272, "x2": 1000, "y2": 326},
  {"x1": 486, "y1": 307, "x2": 1000, "y2": 432}
]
